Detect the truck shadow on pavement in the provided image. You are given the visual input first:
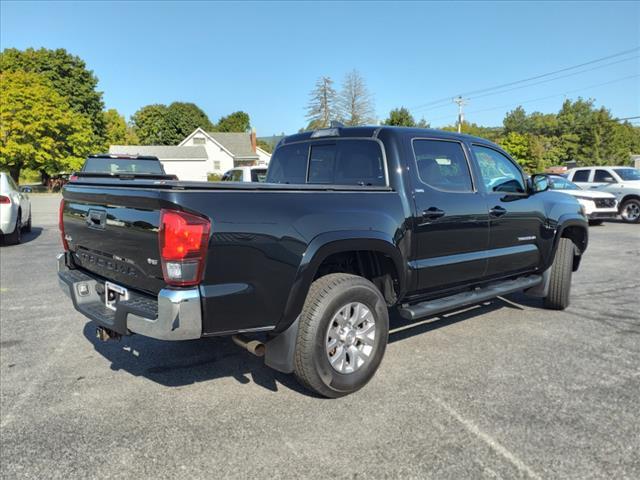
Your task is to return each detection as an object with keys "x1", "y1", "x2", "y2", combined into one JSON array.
[{"x1": 82, "y1": 294, "x2": 541, "y2": 396}]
